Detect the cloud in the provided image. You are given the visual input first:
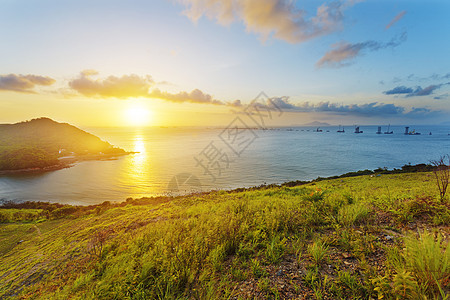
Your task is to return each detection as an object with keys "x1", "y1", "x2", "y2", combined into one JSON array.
[
  {"x1": 68, "y1": 70, "x2": 226, "y2": 105},
  {"x1": 0, "y1": 74, "x2": 55, "y2": 93},
  {"x1": 404, "y1": 107, "x2": 443, "y2": 119},
  {"x1": 234, "y1": 96, "x2": 411, "y2": 116},
  {"x1": 410, "y1": 85, "x2": 441, "y2": 97},
  {"x1": 435, "y1": 73, "x2": 450, "y2": 80},
  {"x1": 234, "y1": 95, "x2": 444, "y2": 119},
  {"x1": 390, "y1": 73, "x2": 450, "y2": 83},
  {"x1": 69, "y1": 71, "x2": 154, "y2": 98},
  {"x1": 293, "y1": 101, "x2": 405, "y2": 116},
  {"x1": 316, "y1": 32, "x2": 407, "y2": 68},
  {"x1": 149, "y1": 88, "x2": 224, "y2": 105},
  {"x1": 434, "y1": 93, "x2": 449, "y2": 100},
  {"x1": 178, "y1": 0, "x2": 357, "y2": 44},
  {"x1": 385, "y1": 10, "x2": 406, "y2": 30},
  {"x1": 383, "y1": 86, "x2": 413, "y2": 95},
  {"x1": 383, "y1": 83, "x2": 449, "y2": 97}
]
